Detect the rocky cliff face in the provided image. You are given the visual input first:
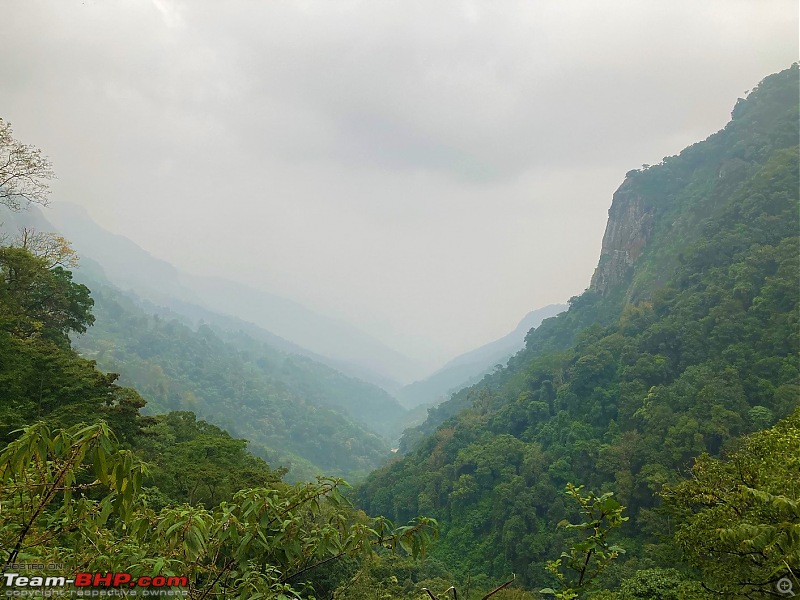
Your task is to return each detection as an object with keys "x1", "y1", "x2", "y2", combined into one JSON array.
[
  {"x1": 590, "y1": 174, "x2": 654, "y2": 296},
  {"x1": 588, "y1": 65, "x2": 799, "y2": 298}
]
